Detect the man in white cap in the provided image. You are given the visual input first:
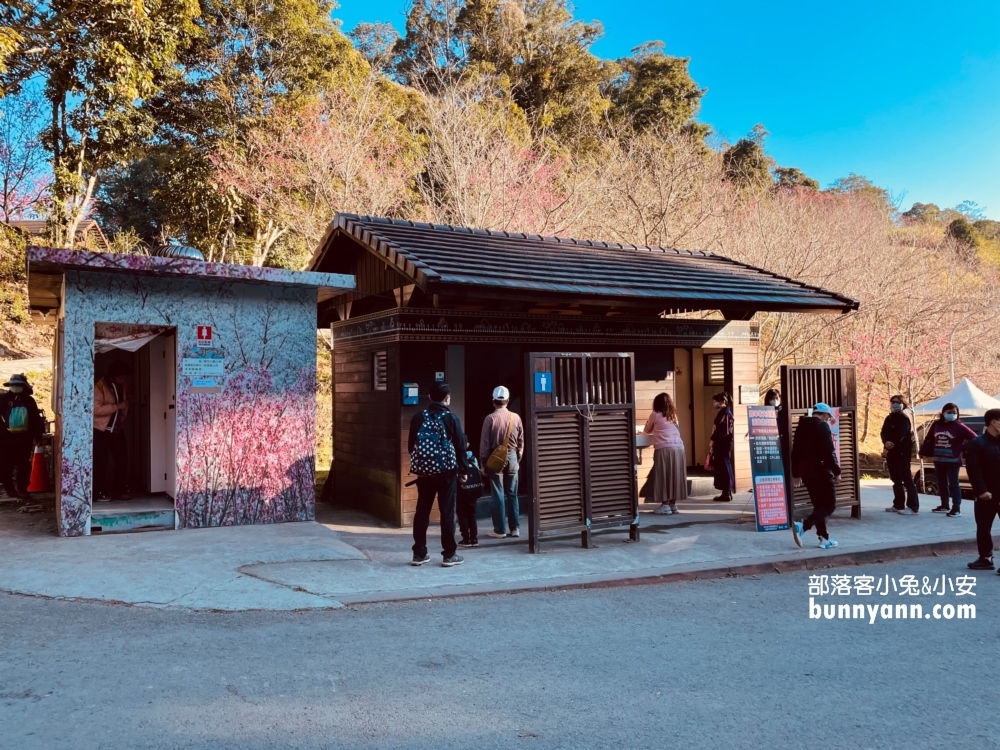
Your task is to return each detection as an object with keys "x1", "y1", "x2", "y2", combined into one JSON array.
[
  {"x1": 790, "y1": 402, "x2": 842, "y2": 549},
  {"x1": 480, "y1": 386, "x2": 524, "y2": 538}
]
